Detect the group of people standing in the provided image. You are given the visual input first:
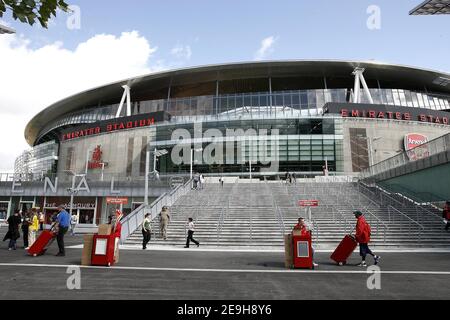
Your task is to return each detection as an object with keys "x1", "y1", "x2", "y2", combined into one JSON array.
[
  {"x1": 285, "y1": 172, "x2": 297, "y2": 184},
  {"x1": 141, "y1": 206, "x2": 200, "y2": 250},
  {"x1": 2, "y1": 205, "x2": 71, "y2": 257},
  {"x1": 3, "y1": 208, "x2": 41, "y2": 251},
  {"x1": 193, "y1": 173, "x2": 205, "y2": 190}
]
